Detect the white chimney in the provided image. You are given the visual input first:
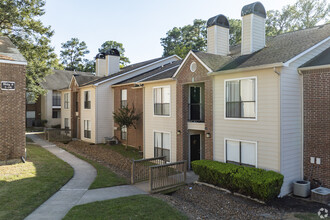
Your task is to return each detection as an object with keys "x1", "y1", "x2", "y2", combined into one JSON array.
[
  {"x1": 95, "y1": 49, "x2": 120, "y2": 77},
  {"x1": 207, "y1": 14, "x2": 230, "y2": 56},
  {"x1": 241, "y1": 2, "x2": 266, "y2": 55}
]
